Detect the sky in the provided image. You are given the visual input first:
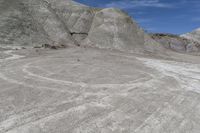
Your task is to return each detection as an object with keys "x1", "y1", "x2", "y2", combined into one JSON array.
[{"x1": 75, "y1": 0, "x2": 200, "y2": 35}]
